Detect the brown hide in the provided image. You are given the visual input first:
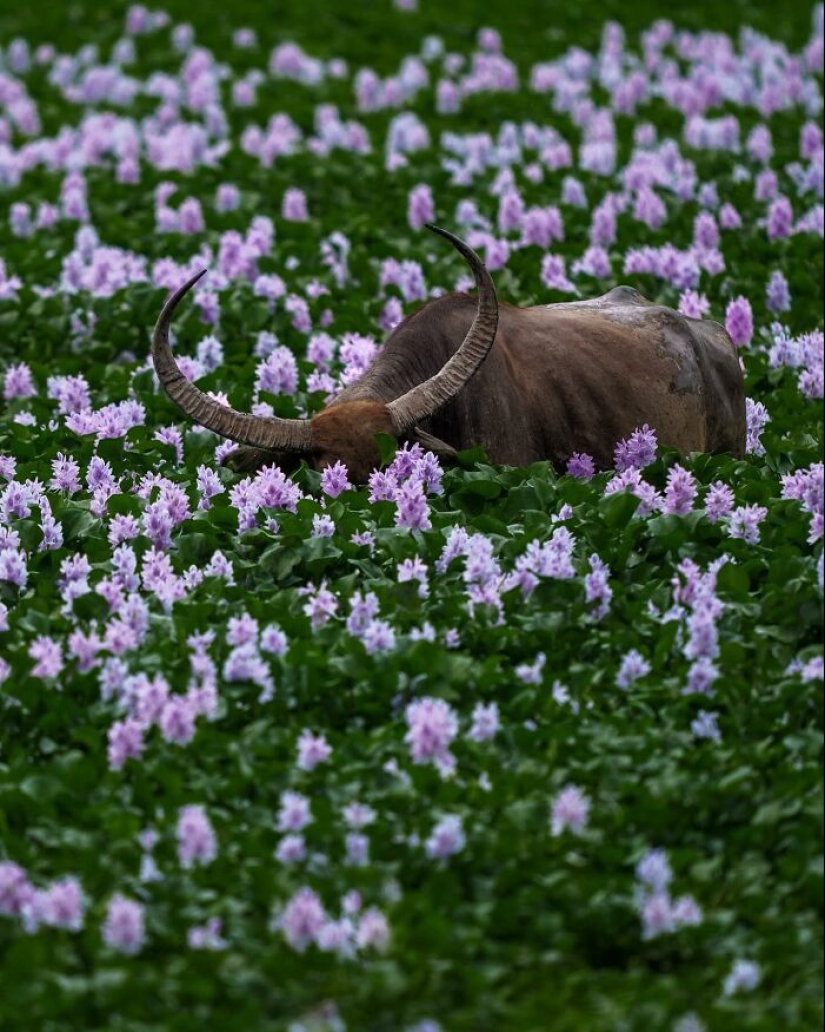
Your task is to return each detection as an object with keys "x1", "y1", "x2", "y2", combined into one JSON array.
[{"x1": 334, "y1": 285, "x2": 746, "y2": 471}]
